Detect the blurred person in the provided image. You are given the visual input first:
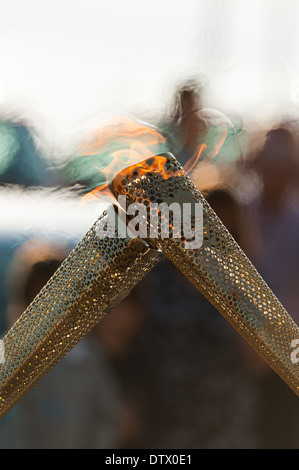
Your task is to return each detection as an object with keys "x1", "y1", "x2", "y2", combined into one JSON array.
[
  {"x1": 249, "y1": 126, "x2": 299, "y2": 309},
  {"x1": 248, "y1": 126, "x2": 299, "y2": 325},
  {"x1": 160, "y1": 80, "x2": 207, "y2": 167},
  {"x1": 172, "y1": 82, "x2": 207, "y2": 164},
  {"x1": 160, "y1": 79, "x2": 241, "y2": 174},
  {"x1": 0, "y1": 239, "x2": 123, "y2": 449},
  {"x1": 244, "y1": 125, "x2": 299, "y2": 448}
]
